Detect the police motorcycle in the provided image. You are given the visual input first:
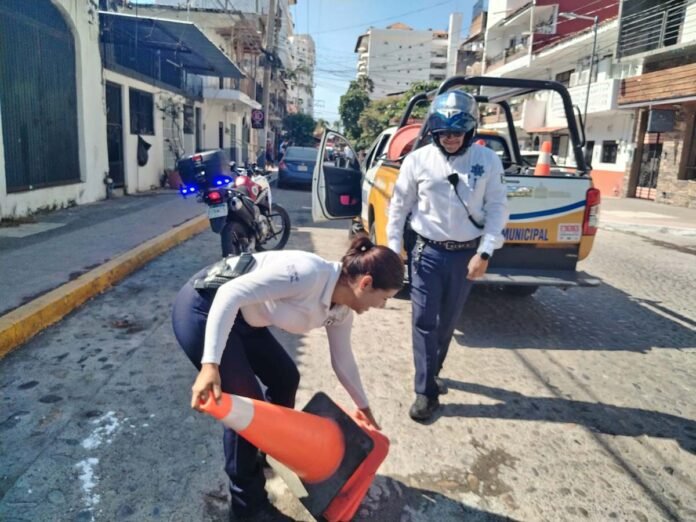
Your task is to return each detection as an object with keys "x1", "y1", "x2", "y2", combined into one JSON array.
[{"x1": 177, "y1": 150, "x2": 291, "y2": 256}]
